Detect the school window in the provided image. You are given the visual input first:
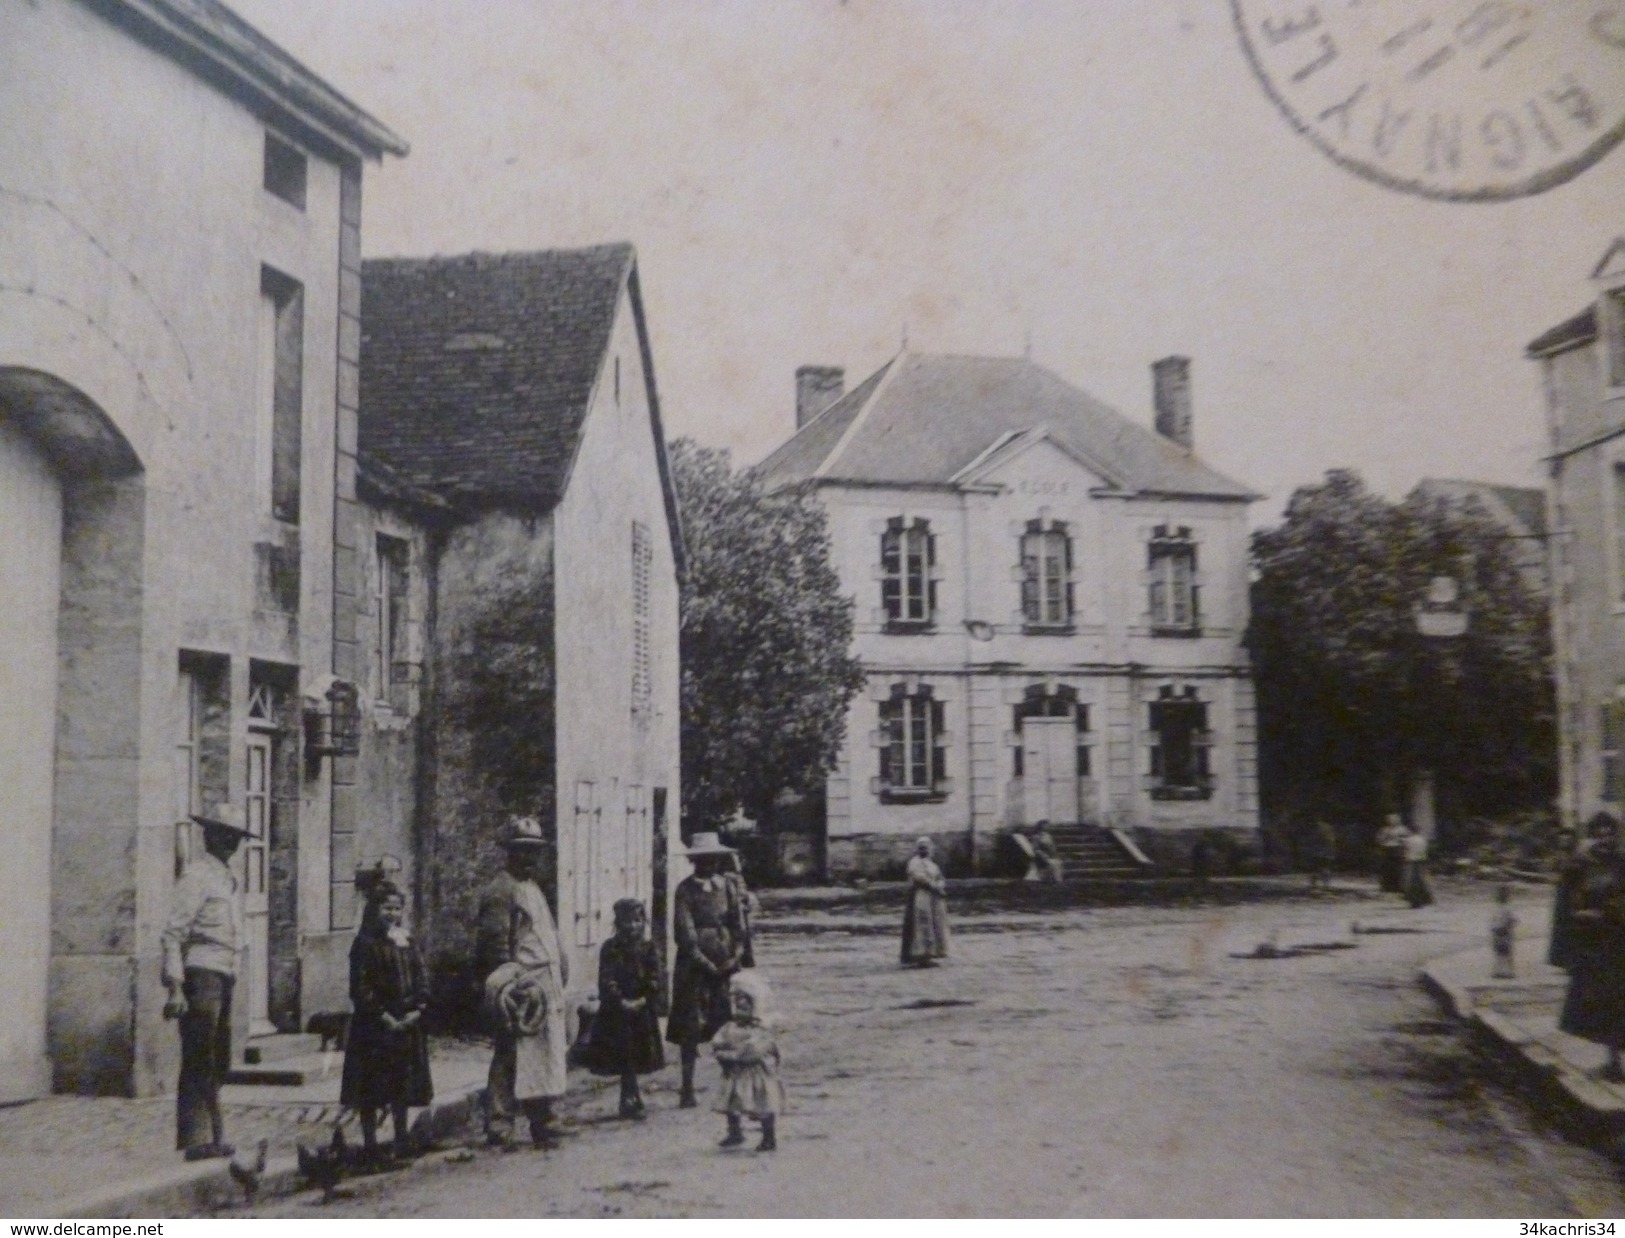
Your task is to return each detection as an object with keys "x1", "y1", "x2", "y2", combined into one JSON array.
[
  {"x1": 1148, "y1": 525, "x2": 1199, "y2": 634},
  {"x1": 881, "y1": 517, "x2": 936, "y2": 628},
  {"x1": 877, "y1": 684, "x2": 948, "y2": 801},
  {"x1": 1603, "y1": 702, "x2": 1625, "y2": 802},
  {"x1": 1613, "y1": 466, "x2": 1625, "y2": 605},
  {"x1": 263, "y1": 132, "x2": 307, "y2": 210},
  {"x1": 1020, "y1": 521, "x2": 1073, "y2": 628},
  {"x1": 1148, "y1": 685, "x2": 1213, "y2": 800},
  {"x1": 259, "y1": 268, "x2": 303, "y2": 524},
  {"x1": 1011, "y1": 685, "x2": 1091, "y2": 777},
  {"x1": 373, "y1": 535, "x2": 410, "y2": 710},
  {"x1": 631, "y1": 521, "x2": 653, "y2": 719}
]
